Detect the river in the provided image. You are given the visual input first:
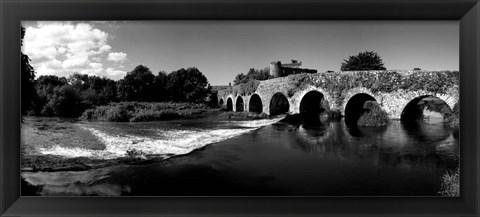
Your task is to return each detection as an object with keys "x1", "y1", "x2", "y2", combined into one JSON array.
[{"x1": 21, "y1": 116, "x2": 458, "y2": 196}]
